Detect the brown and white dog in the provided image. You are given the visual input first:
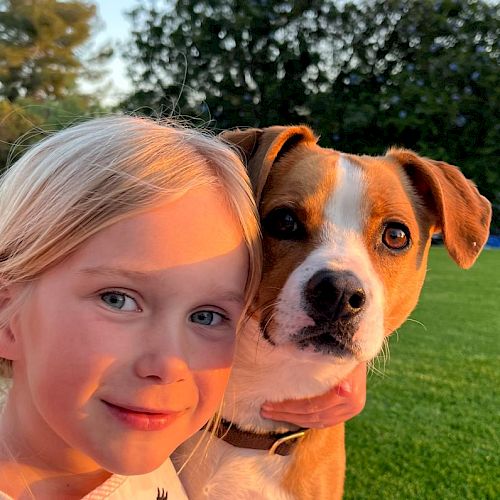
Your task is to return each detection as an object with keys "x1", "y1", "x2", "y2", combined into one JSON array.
[{"x1": 173, "y1": 126, "x2": 491, "y2": 499}]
